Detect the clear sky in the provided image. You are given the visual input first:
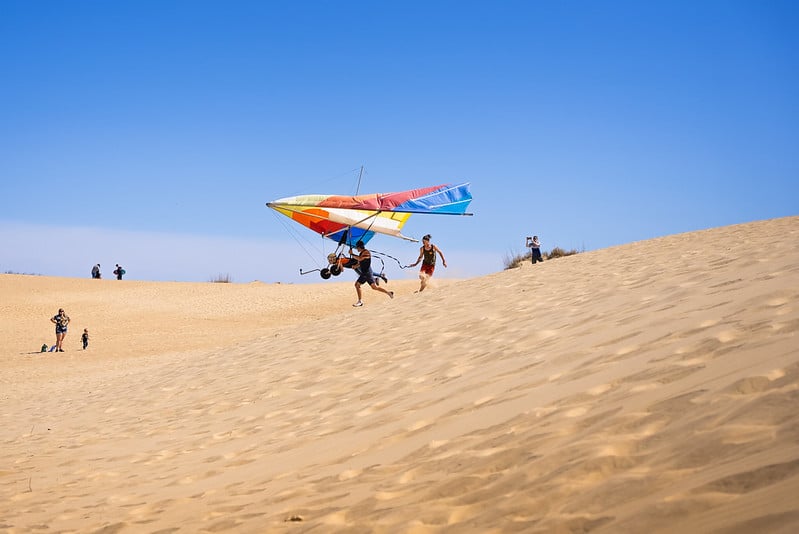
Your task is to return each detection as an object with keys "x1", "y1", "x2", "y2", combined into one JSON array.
[{"x1": 2, "y1": 1, "x2": 797, "y2": 283}]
